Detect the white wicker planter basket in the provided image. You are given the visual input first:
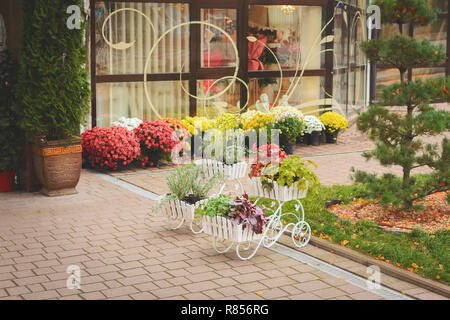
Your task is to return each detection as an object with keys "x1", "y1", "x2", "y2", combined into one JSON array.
[
  {"x1": 247, "y1": 177, "x2": 308, "y2": 201},
  {"x1": 202, "y1": 216, "x2": 263, "y2": 242},
  {"x1": 162, "y1": 198, "x2": 207, "y2": 222},
  {"x1": 195, "y1": 159, "x2": 248, "y2": 179}
]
